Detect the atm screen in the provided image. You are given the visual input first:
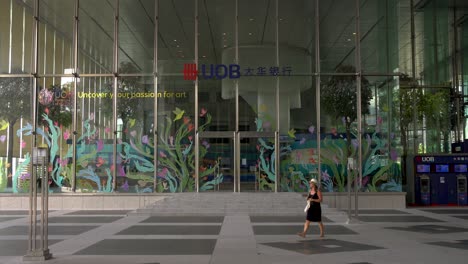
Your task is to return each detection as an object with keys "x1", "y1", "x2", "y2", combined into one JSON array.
[
  {"x1": 436, "y1": 164, "x2": 449, "y2": 173},
  {"x1": 454, "y1": 164, "x2": 468, "y2": 173},
  {"x1": 417, "y1": 164, "x2": 430, "y2": 173}
]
